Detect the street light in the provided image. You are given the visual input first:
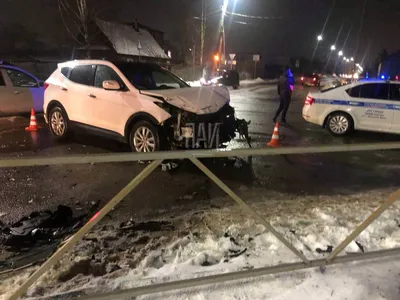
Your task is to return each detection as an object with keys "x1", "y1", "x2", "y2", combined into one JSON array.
[
  {"x1": 343, "y1": 57, "x2": 347, "y2": 61},
  {"x1": 346, "y1": 59, "x2": 350, "y2": 62},
  {"x1": 338, "y1": 51, "x2": 343, "y2": 56},
  {"x1": 331, "y1": 45, "x2": 336, "y2": 51},
  {"x1": 350, "y1": 57, "x2": 354, "y2": 61},
  {"x1": 317, "y1": 35, "x2": 323, "y2": 41}
]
